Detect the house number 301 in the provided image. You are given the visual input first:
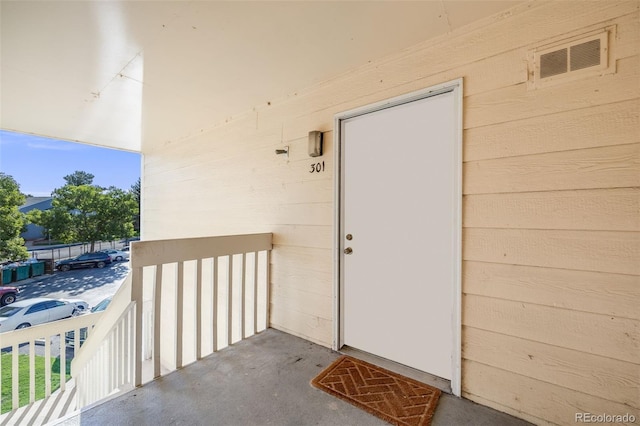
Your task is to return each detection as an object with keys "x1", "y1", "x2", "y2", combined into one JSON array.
[{"x1": 309, "y1": 161, "x2": 325, "y2": 173}]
